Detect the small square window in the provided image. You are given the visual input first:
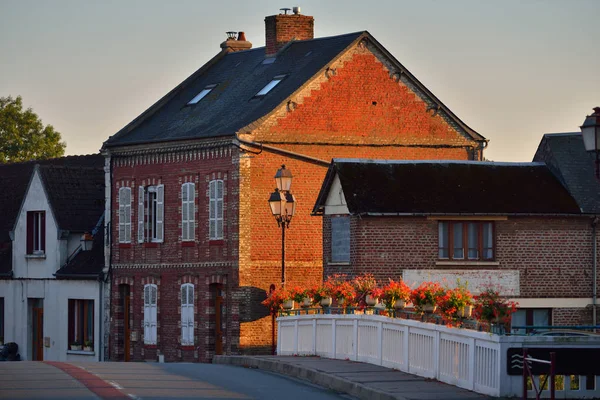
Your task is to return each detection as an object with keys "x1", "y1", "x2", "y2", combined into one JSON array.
[
  {"x1": 254, "y1": 75, "x2": 286, "y2": 97},
  {"x1": 187, "y1": 84, "x2": 217, "y2": 105}
]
